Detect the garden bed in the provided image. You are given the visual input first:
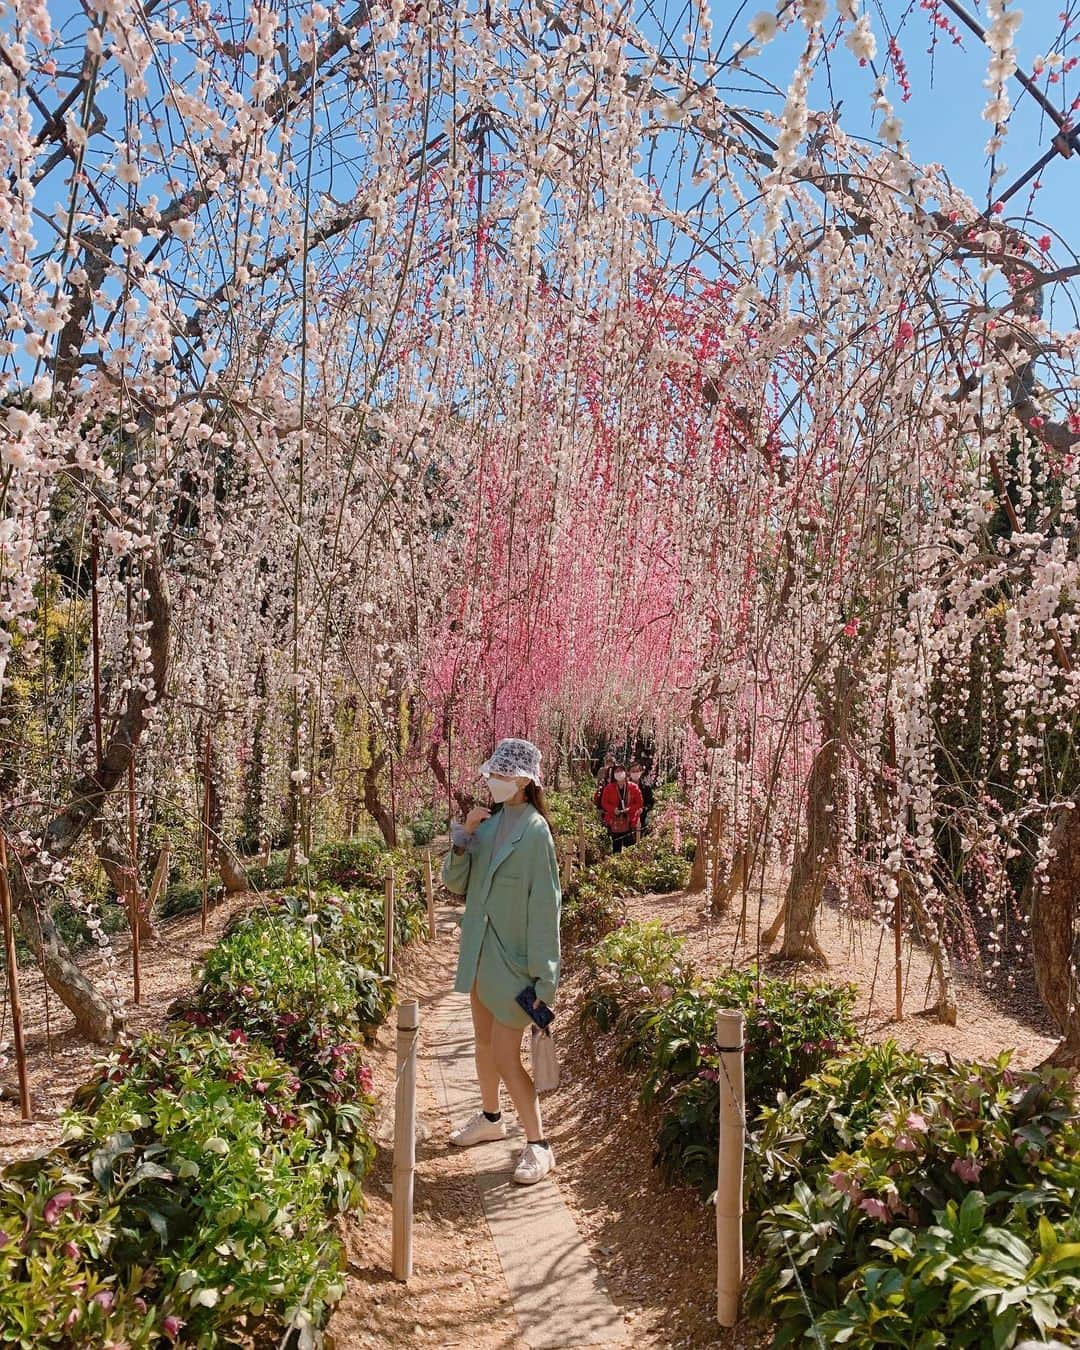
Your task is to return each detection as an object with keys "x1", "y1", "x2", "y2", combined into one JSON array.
[
  {"x1": 544, "y1": 874, "x2": 1078, "y2": 1348},
  {"x1": 0, "y1": 841, "x2": 430, "y2": 1348}
]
